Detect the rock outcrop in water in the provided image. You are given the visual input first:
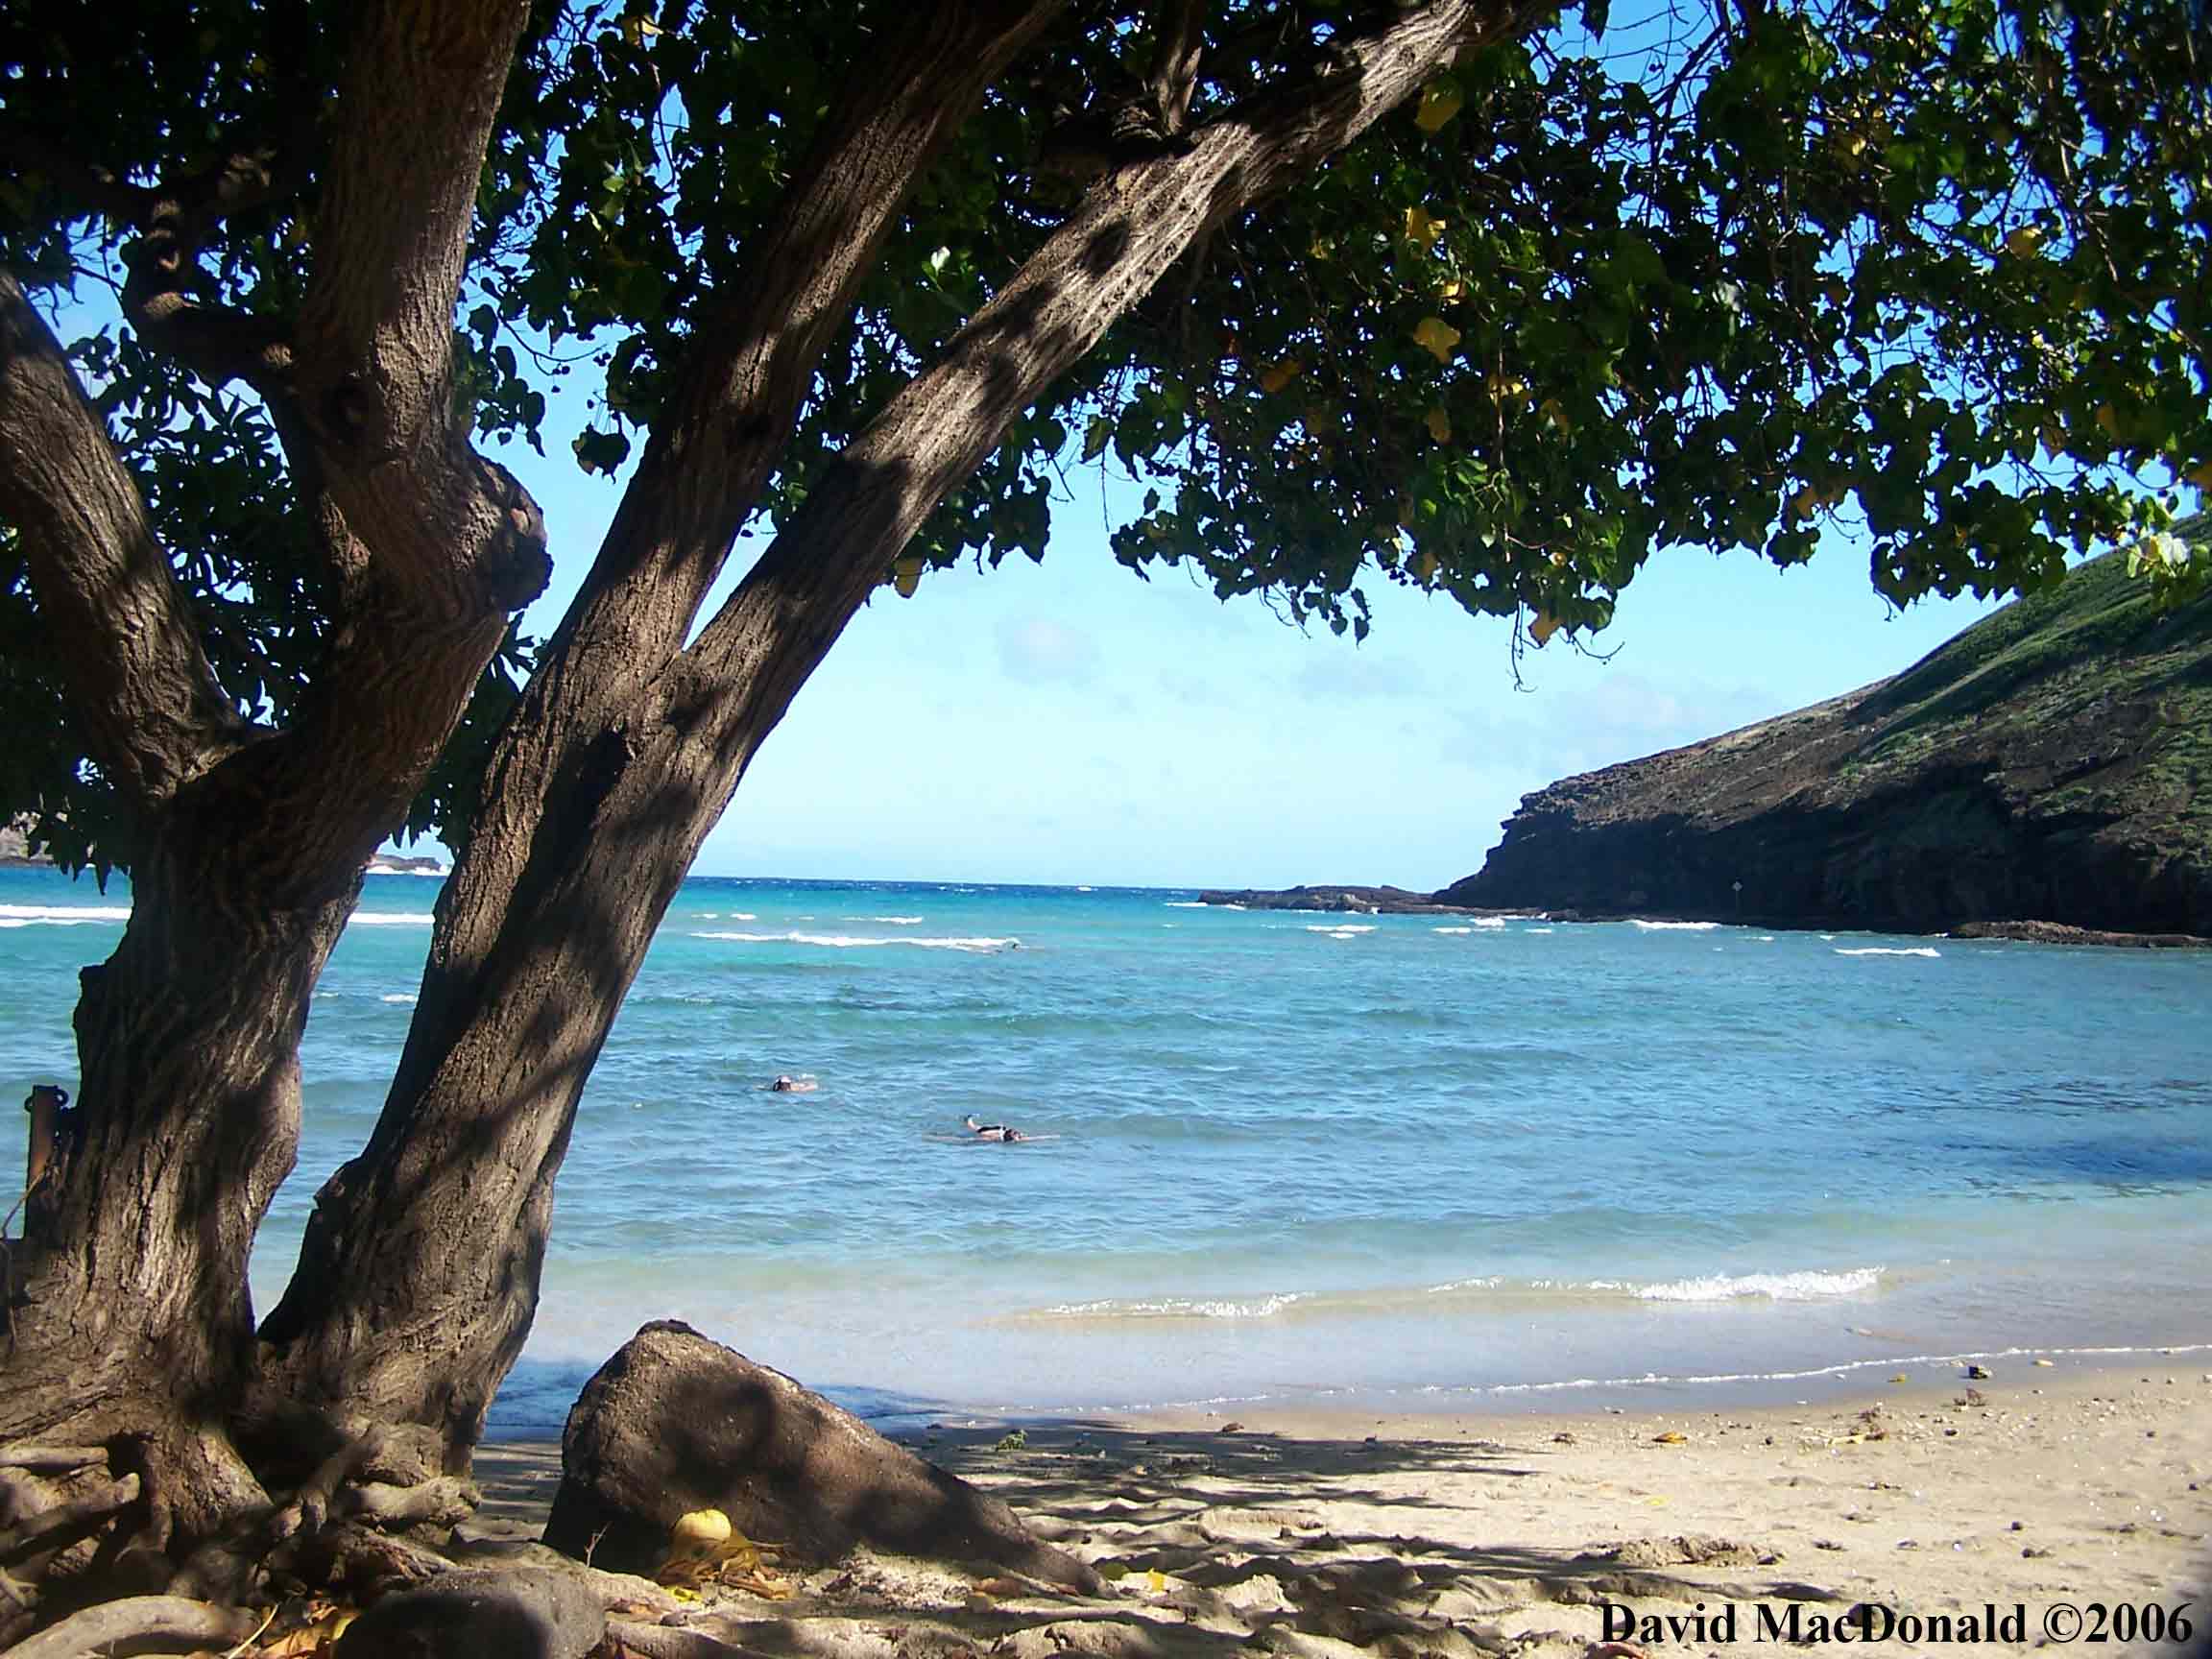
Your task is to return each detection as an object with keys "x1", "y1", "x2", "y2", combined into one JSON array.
[
  {"x1": 1194, "y1": 884, "x2": 1511, "y2": 915},
  {"x1": 1437, "y1": 535, "x2": 2212, "y2": 938}
]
